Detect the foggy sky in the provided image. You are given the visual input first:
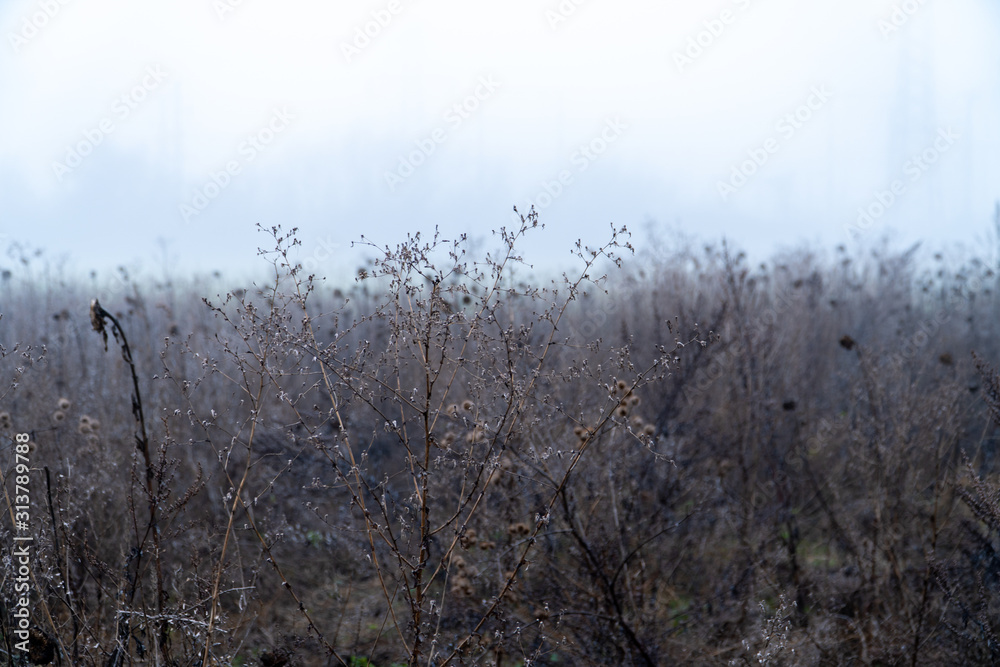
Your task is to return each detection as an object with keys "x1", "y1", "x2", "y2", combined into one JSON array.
[{"x1": 1, "y1": 0, "x2": 998, "y2": 285}]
